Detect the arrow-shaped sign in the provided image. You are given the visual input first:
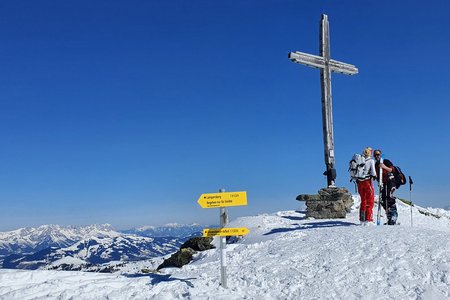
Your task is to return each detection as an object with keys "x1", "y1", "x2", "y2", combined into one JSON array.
[
  {"x1": 203, "y1": 227, "x2": 250, "y2": 237},
  {"x1": 197, "y1": 191, "x2": 247, "y2": 208}
]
